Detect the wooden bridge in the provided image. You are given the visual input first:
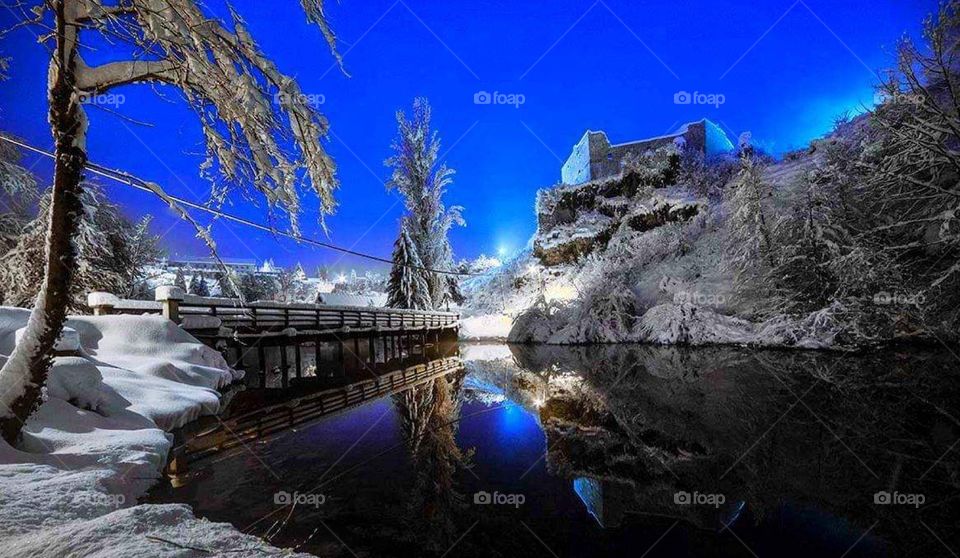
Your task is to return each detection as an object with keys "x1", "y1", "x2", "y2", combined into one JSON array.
[
  {"x1": 89, "y1": 286, "x2": 460, "y2": 387},
  {"x1": 88, "y1": 287, "x2": 463, "y2": 469}
]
